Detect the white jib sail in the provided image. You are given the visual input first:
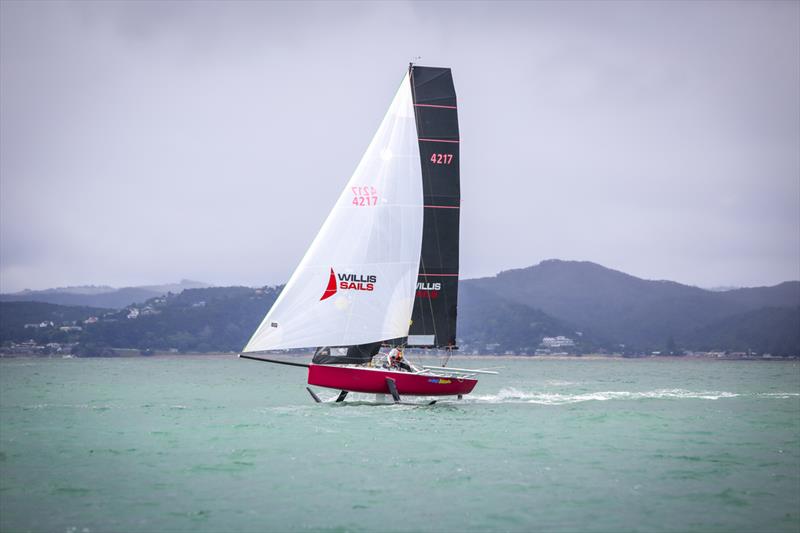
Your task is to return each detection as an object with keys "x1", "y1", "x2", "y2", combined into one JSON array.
[{"x1": 243, "y1": 74, "x2": 423, "y2": 352}]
